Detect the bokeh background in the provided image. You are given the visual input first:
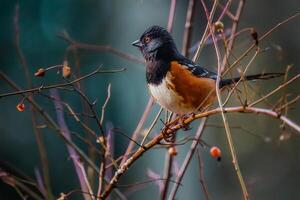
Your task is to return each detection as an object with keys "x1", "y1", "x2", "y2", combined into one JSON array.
[{"x1": 0, "y1": 0, "x2": 299, "y2": 199}]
